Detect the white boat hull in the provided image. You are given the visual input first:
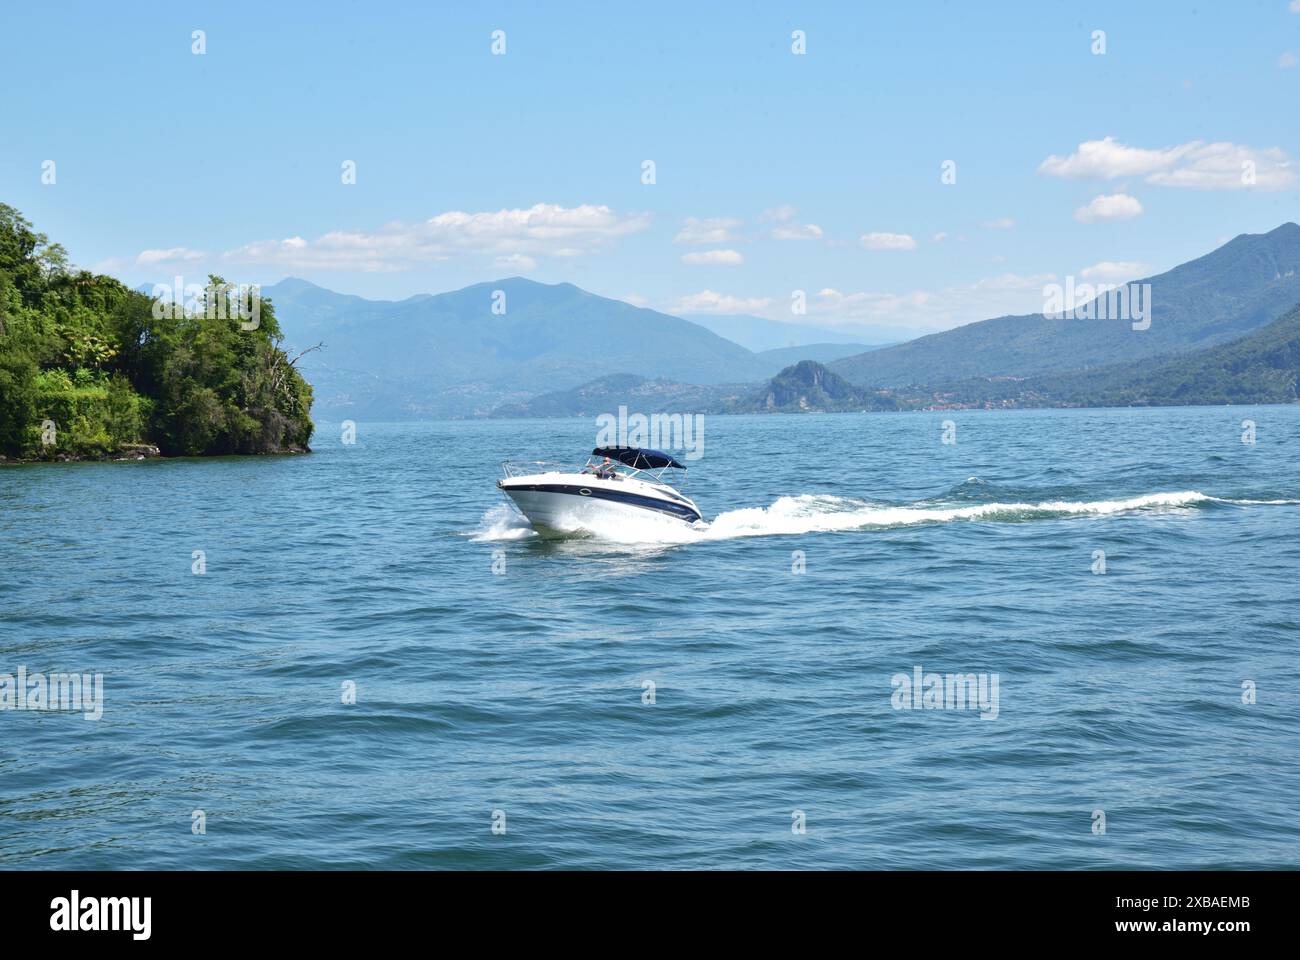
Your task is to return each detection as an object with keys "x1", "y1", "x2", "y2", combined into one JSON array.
[{"x1": 498, "y1": 472, "x2": 702, "y2": 536}]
